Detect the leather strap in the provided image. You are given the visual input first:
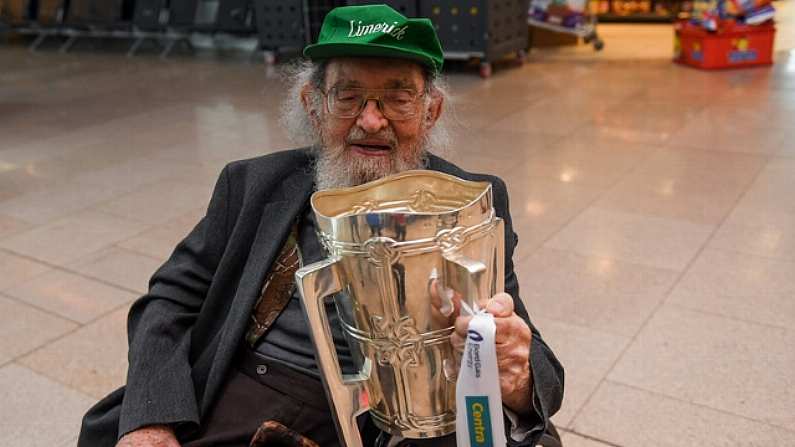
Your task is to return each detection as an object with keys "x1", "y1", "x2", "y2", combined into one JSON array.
[
  {"x1": 249, "y1": 420, "x2": 319, "y2": 447},
  {"x1": 245, "y1": 223, "x2": 300, "y2": 347}
]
